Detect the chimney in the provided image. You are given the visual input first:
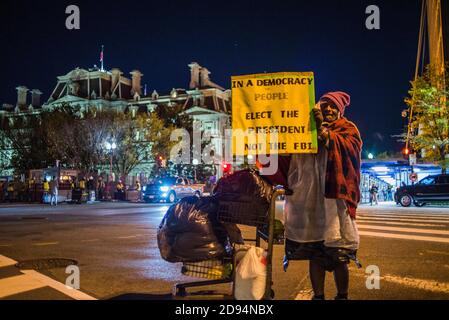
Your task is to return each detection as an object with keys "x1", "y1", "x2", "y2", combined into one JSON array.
[
  {"x1": 199, "y1": 67, "x2": 225, "y2": 91},
  {"x1": 130, "y1": 70, "x2": 143, "y2": 96},
  {"x1": 30, "y1": 89, "x2": 42, "y2": 108},
  {"x1": 16, "y1": 86, "x2": 28, "y2": 108},
  {"x1": 189, "y1": 62, "x2": 201, "y2": 89},
  {"x1": 200, "y1": 67, "x2": 211, "y2": 87},
  {"x1": 111, "y1": 68, "x2": 122, "y2": 94}
]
